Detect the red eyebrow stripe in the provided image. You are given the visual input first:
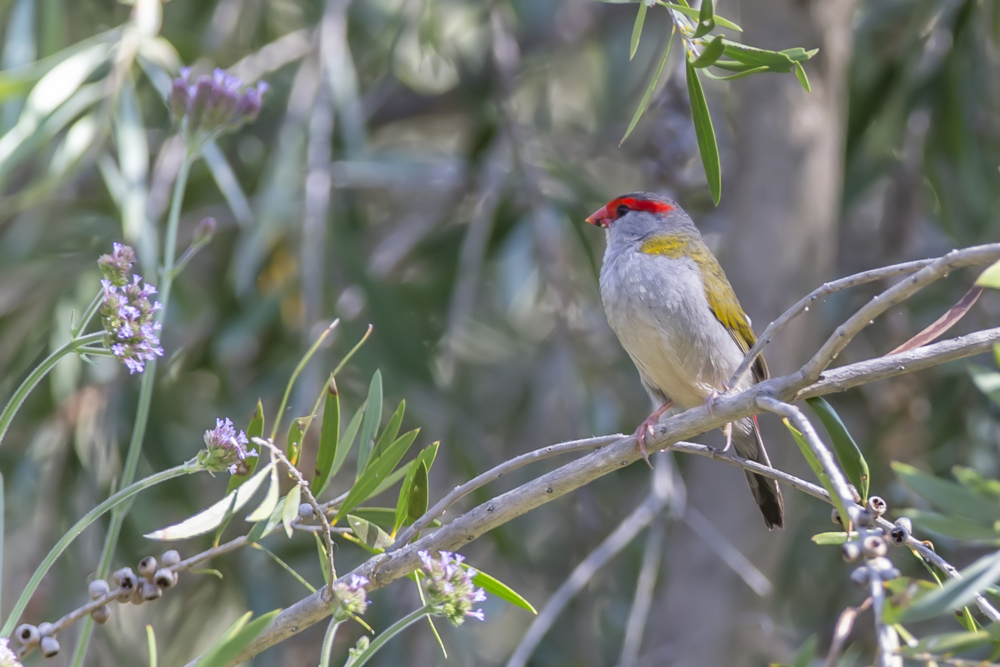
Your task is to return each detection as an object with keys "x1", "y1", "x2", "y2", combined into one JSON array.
[{"x1": 609, "y1": 196, "x2": 674, "y2": 214}]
